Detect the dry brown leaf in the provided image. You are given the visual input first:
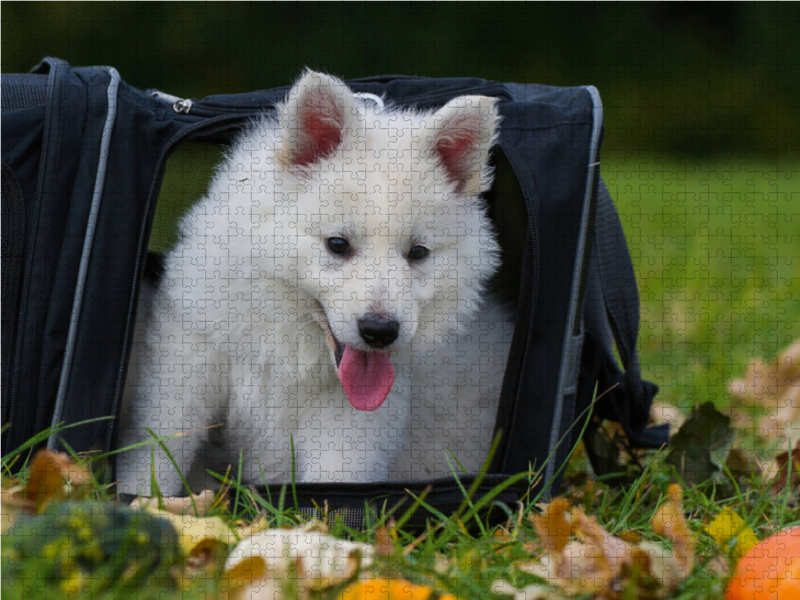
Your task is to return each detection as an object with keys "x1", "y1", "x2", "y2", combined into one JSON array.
[
  {"x1": 725, "y1": 448, "x2": 766, "y2": 480},
  {"x1": 515, "y1": 487, "x2": 697, "y2": 599},
  {"x1": 766, "y1": 438, "x2": 800, "y2": 494},
  {"x1": 729, "y1": 340, "x2": 800, "y2": 445},
  {"x1": 130, "y1": 489, "x2": 222, "y2": 515},
  {"x1": 374, "y1": 525, "x2": 395, "y2": 557},
  {"x1": 491, "y1": 579, "x2": 567, "y2": 600},
  {"x1": 523, "y1": 509, "x2": 634, "y2": 596},
  {"x1": 650, "y1": 402, "x2": 685, "y2": 432},
  {"x1": 233, "y1": 514, "x2": 272, "y2": 540},
  {"x1": 650, "y1": 484, "x2": 696, "y2": 582},
  {"x1": 23, "y1": 449, "x2": 91, "y2": 511},
  {"x1": 1, "y1": 478, "x2": 26, "y2": 533},
  {"x1": 529, "y1": 498, "x2": 574, "y2": 553}
]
